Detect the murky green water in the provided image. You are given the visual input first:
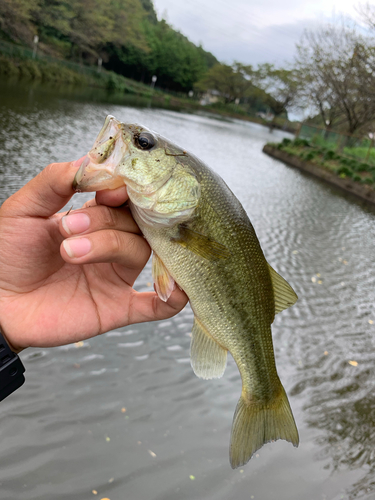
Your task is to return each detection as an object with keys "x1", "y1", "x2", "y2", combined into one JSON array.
[{"x1": 1, "y1": 80, "x2": 375, "y2": 500}]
